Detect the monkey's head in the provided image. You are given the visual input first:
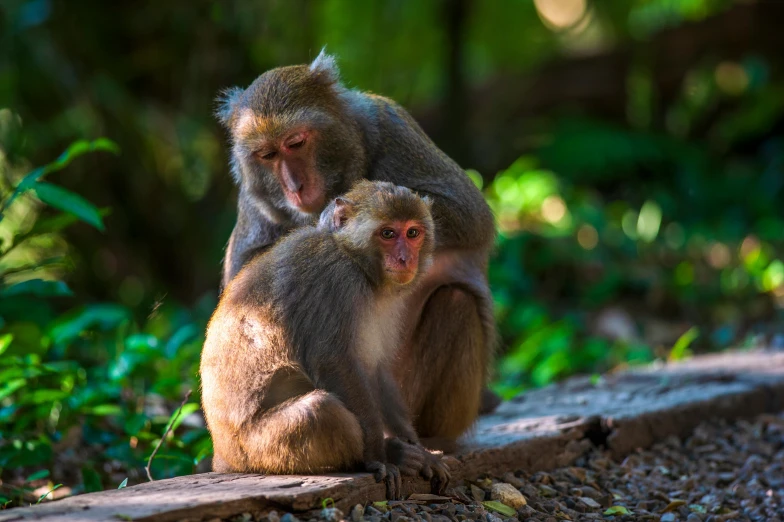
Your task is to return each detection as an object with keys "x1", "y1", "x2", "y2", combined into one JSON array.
[
  {"x1": 320, "y1": 180, "x2": 435, "y2": 288},
  {"x1": 216, "y1": 50, "x2": 366, "y2": 224}
]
